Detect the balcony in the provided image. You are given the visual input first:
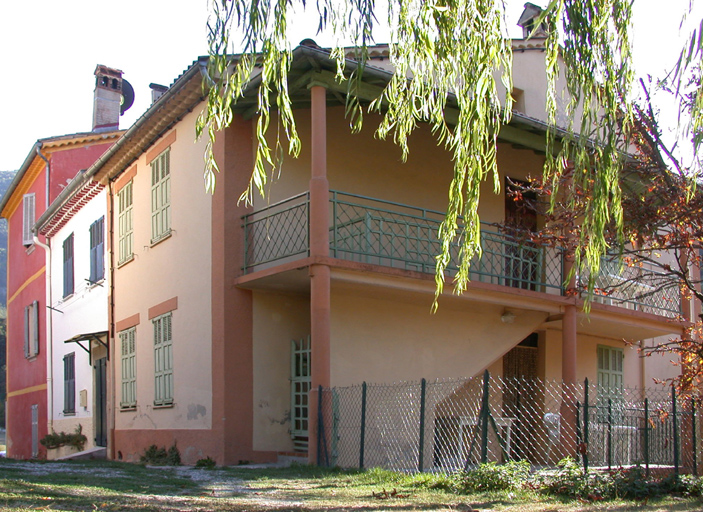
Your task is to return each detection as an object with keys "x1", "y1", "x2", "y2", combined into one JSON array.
[{"x1": 242, "y1": 191, "x2": 681, "y2": 318}]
